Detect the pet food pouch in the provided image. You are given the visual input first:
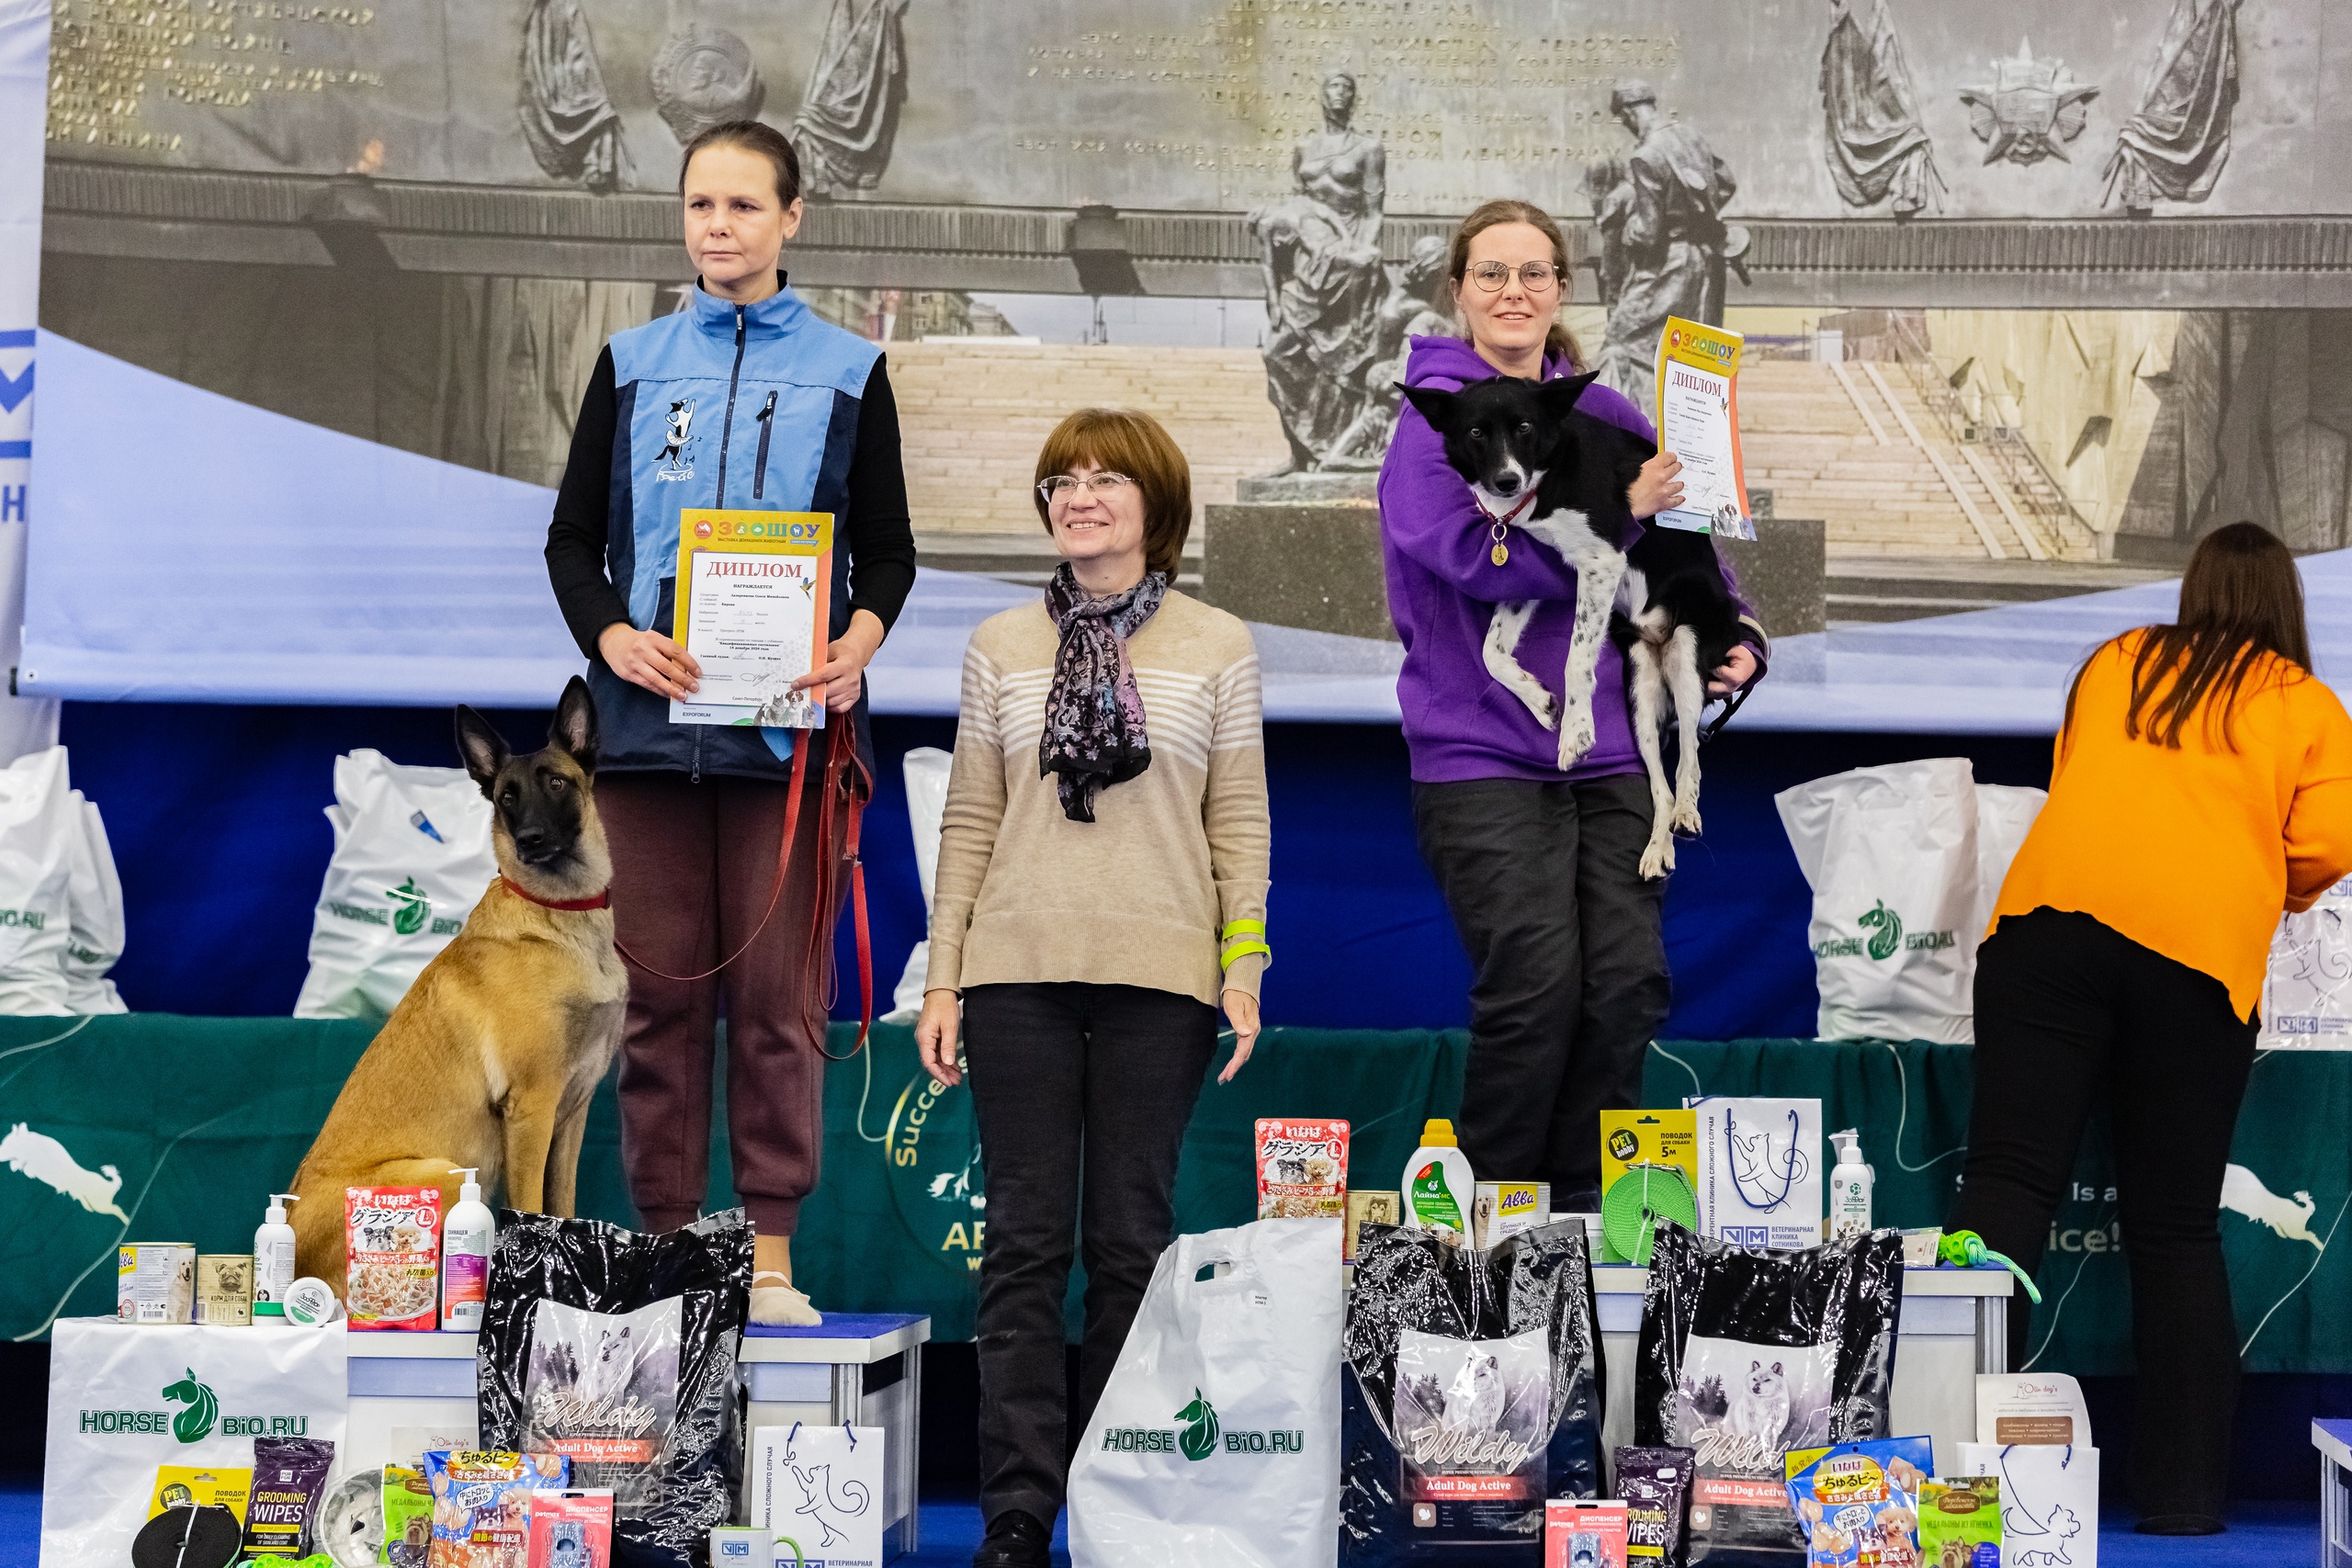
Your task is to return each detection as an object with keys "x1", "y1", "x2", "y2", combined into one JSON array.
[
  {"x1": 345, "y1": 1187, "x2": 443, "y2": 1331},
  {"x1": 1917, "y1": 1478, "x2": 1999, "y2": 1568},
  {"x1": 382, "y1": 1465, "x2": 434, "y2": 1568},
  {"x1": 1614, "y1": 1447, "x2": 1695, "y2": 1565},
  {"x1": 1634, "y1": 1224, "x2": 1905, "y2": 1566},
  {"x1": 476, "y1": 1211, "x2": 750, "y2": 1568},
  {"x1": 1547, "y1": 1499, "x2": 1630, "y2": 1567},
  {"x1": 1258, "y1": 1118, "x2": 1350, "y2": 1220},
  {"x1": 1340, "y1": 1219, "x2": 1606, "y2": 1564},
  {"x1": 525, "y1": 1491, "x2": 614, "y2": 1568},
  {"x1": 1783, "y1": 1438, "x2": 1931, "y2": 1568},
  {"x1": 424, "y1": 1451, "x2": 571, "y2": 1568},
  {"x1": 241, "y1": 1437, "x2": 336, "y2": 1562}
]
